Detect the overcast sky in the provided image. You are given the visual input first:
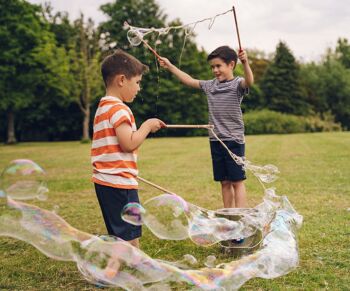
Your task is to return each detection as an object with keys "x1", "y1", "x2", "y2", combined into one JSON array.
[{"x1": 29, "y1": 0, "x2": 350, "y2": 61}]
